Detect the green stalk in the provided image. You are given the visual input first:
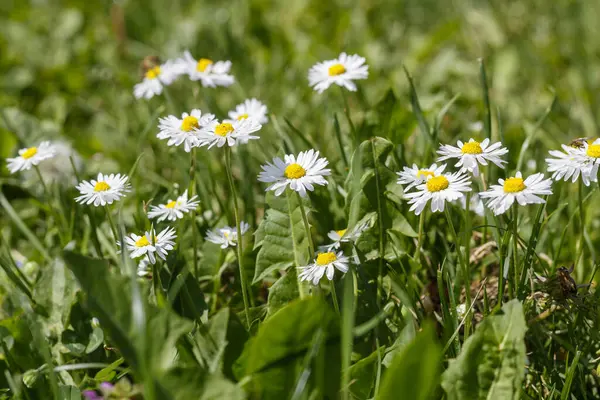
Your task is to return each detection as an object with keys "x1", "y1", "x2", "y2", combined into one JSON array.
[
  {"x1": 33, "y1": 166, "x2": 66, "y2": 244},
  {"x1": 104, "y1": 205, "x2": 119, "y2": 242},
  {"x1": 287, "y1": 191, "x2": 306, "y2": 299},
  {"x1": 295, "y1": 191, "x2": 315, "y2": 257},
  {"x1": 512, "y1": 205, "x2": 519, "y2": 295},
  {"x1": 211, "y1": 249, "x2": 225, "y2": 313},
  {"x1": 330, "y1": 281, "x2": 340, "y2": 314},
  {"x1": 340, "y1": 87, "x2": 357, "y2": 146},
  {"x1": 444, "y1": 207, "x2": 471, "y2": 323},
  {"x1": 414, "y1": 210, "x2": 426, "y2": 263},
  {"x1": 224, "y1": 147, "x2": 251, "y2": 328},
  {"x1": 189, "y1": 149, "x2": 199, "y2": 278},
  {"x1": 574, "y1": 178, "x2": 585, "y2": 270}
]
